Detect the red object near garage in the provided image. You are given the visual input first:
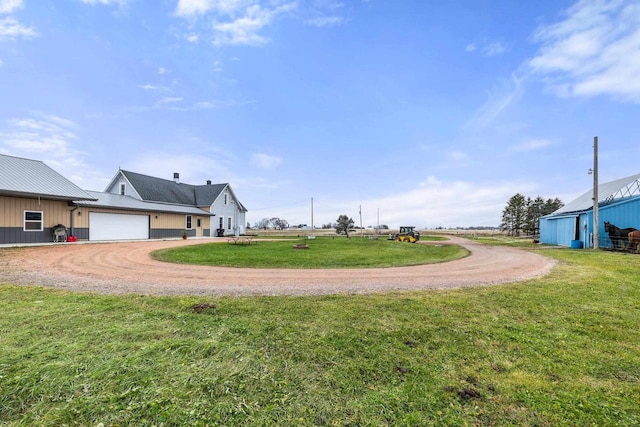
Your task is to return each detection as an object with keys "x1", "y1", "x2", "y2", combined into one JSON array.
[{"x1": 67, "y1": 236, "x2": 78, "y2": 242}]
